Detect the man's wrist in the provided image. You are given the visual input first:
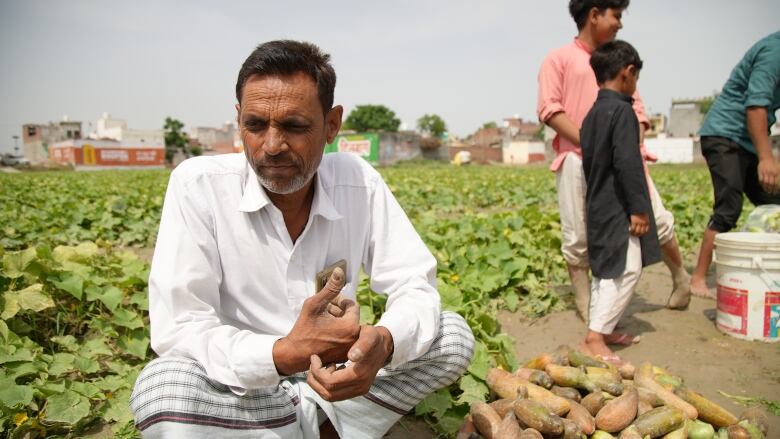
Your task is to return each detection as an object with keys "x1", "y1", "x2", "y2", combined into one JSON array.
[{"x1": 272, "y1": 337, "x2": 305, "y2": 376}]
